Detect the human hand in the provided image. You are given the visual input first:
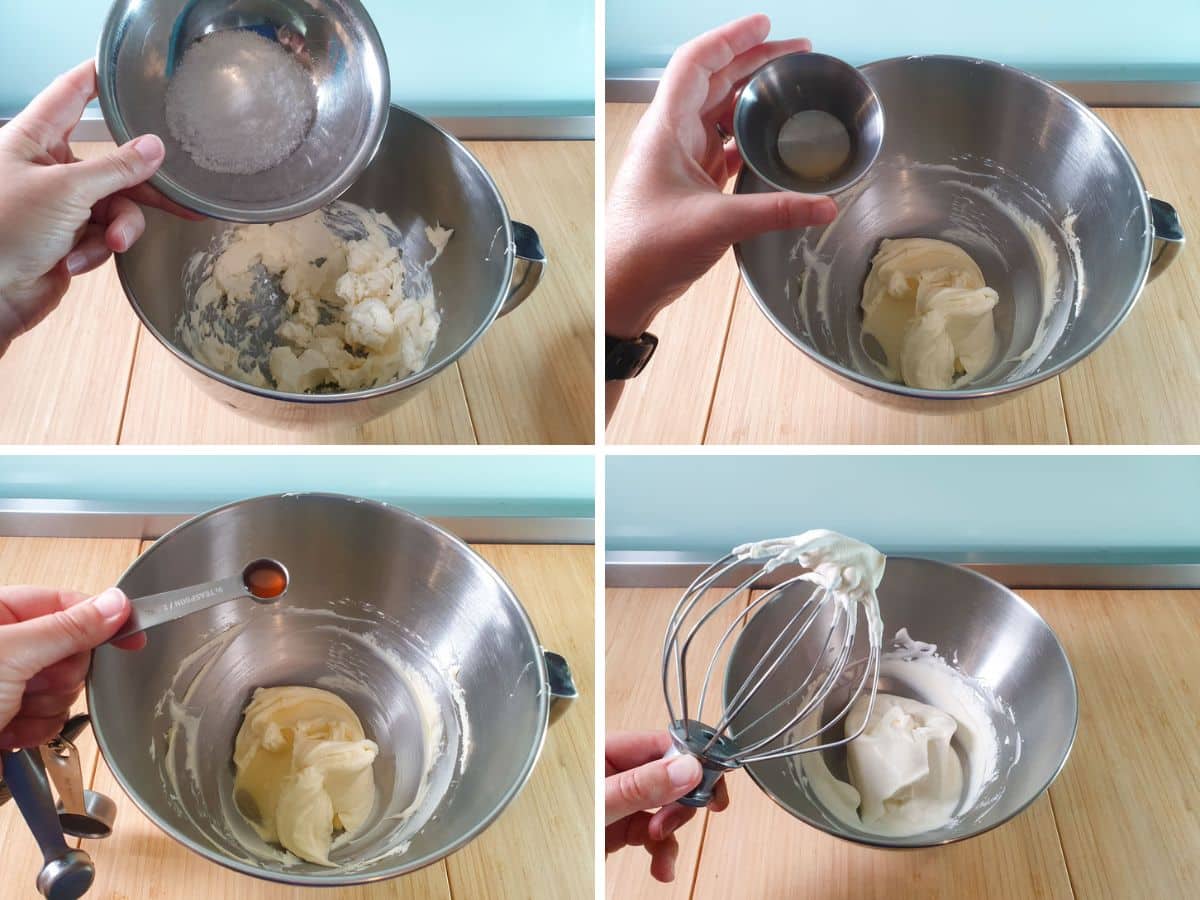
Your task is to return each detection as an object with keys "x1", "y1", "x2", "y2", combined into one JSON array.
[
  {"x1": 0, "y1": 59, "x2": 201, "y2": 356},
  {"x1": 606, "y1": 14, "x2": 837, "y2": 339},
  {"x1": 0, "y1": 586, "x2": 144, "y2": 750},
  {"x1": 605, "y1": 730, "x2": 730, "y2": 883}
]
